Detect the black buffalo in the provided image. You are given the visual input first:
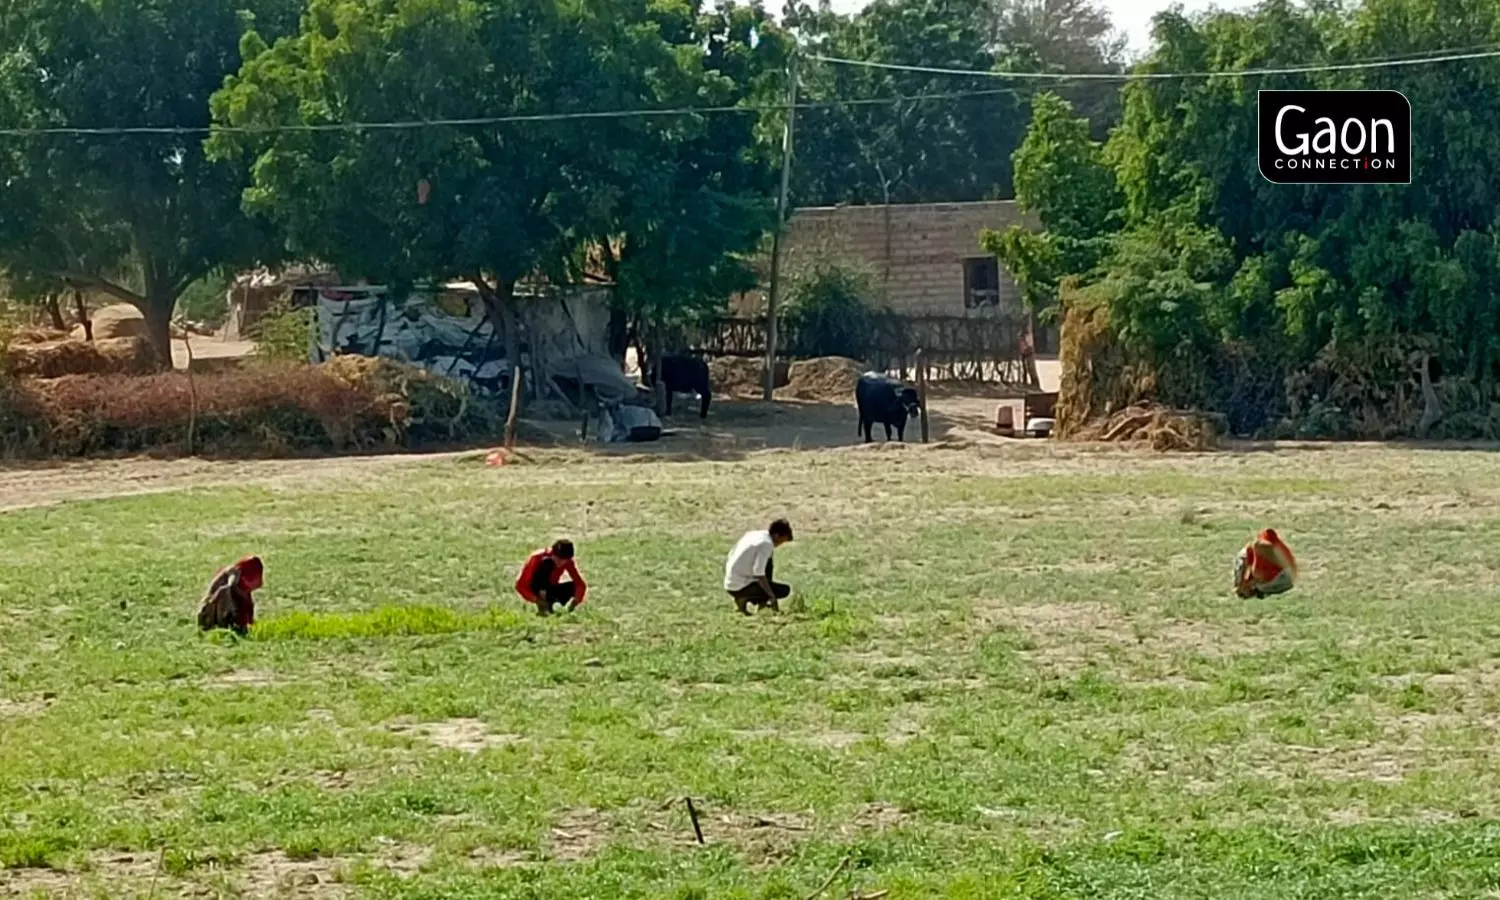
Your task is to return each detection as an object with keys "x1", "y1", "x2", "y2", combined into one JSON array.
[
  {"x1": 654, "y1": 354, "x2": 712, "y2": 419},
  {"x1": 856, "y1": 372, "x2": 921, "y2": 443}
]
